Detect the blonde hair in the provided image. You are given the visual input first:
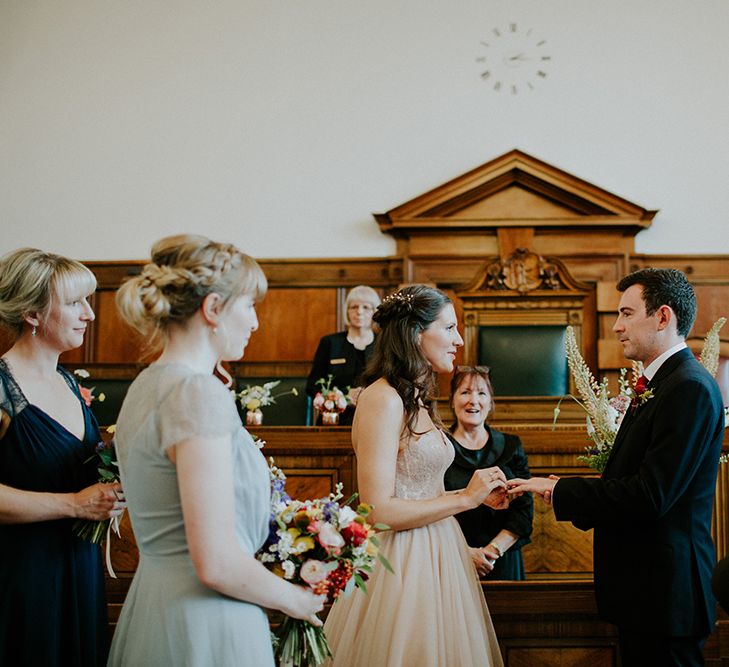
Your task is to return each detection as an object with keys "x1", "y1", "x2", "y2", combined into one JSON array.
[
  {"x1": 116, "y1": 234, "x2": 267, "y2": 349},
  {"x1": 0, "y1": 248, "x2": 96, "y2": 338},
  {"x1": 344, "y1": 285, "x2": 381, "y2": 327}
]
